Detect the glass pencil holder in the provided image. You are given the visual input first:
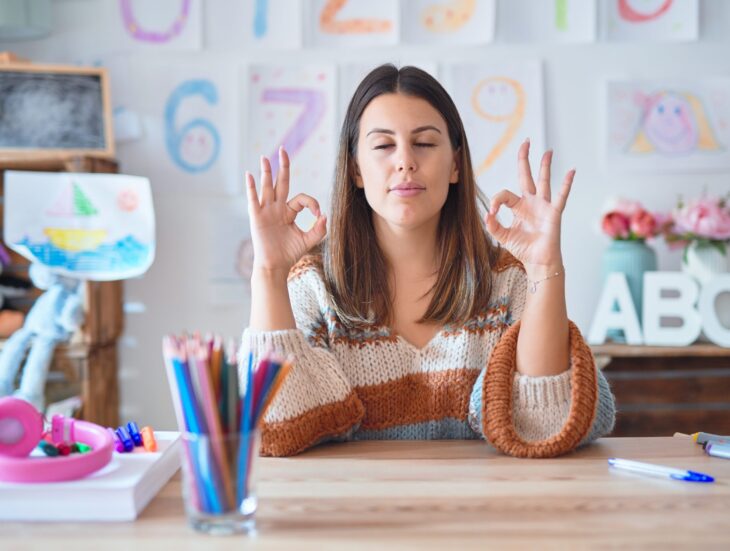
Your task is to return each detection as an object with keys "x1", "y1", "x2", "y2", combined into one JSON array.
[{"x1": 180, "y1": 429, "x2": 261, "y2": 536}]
